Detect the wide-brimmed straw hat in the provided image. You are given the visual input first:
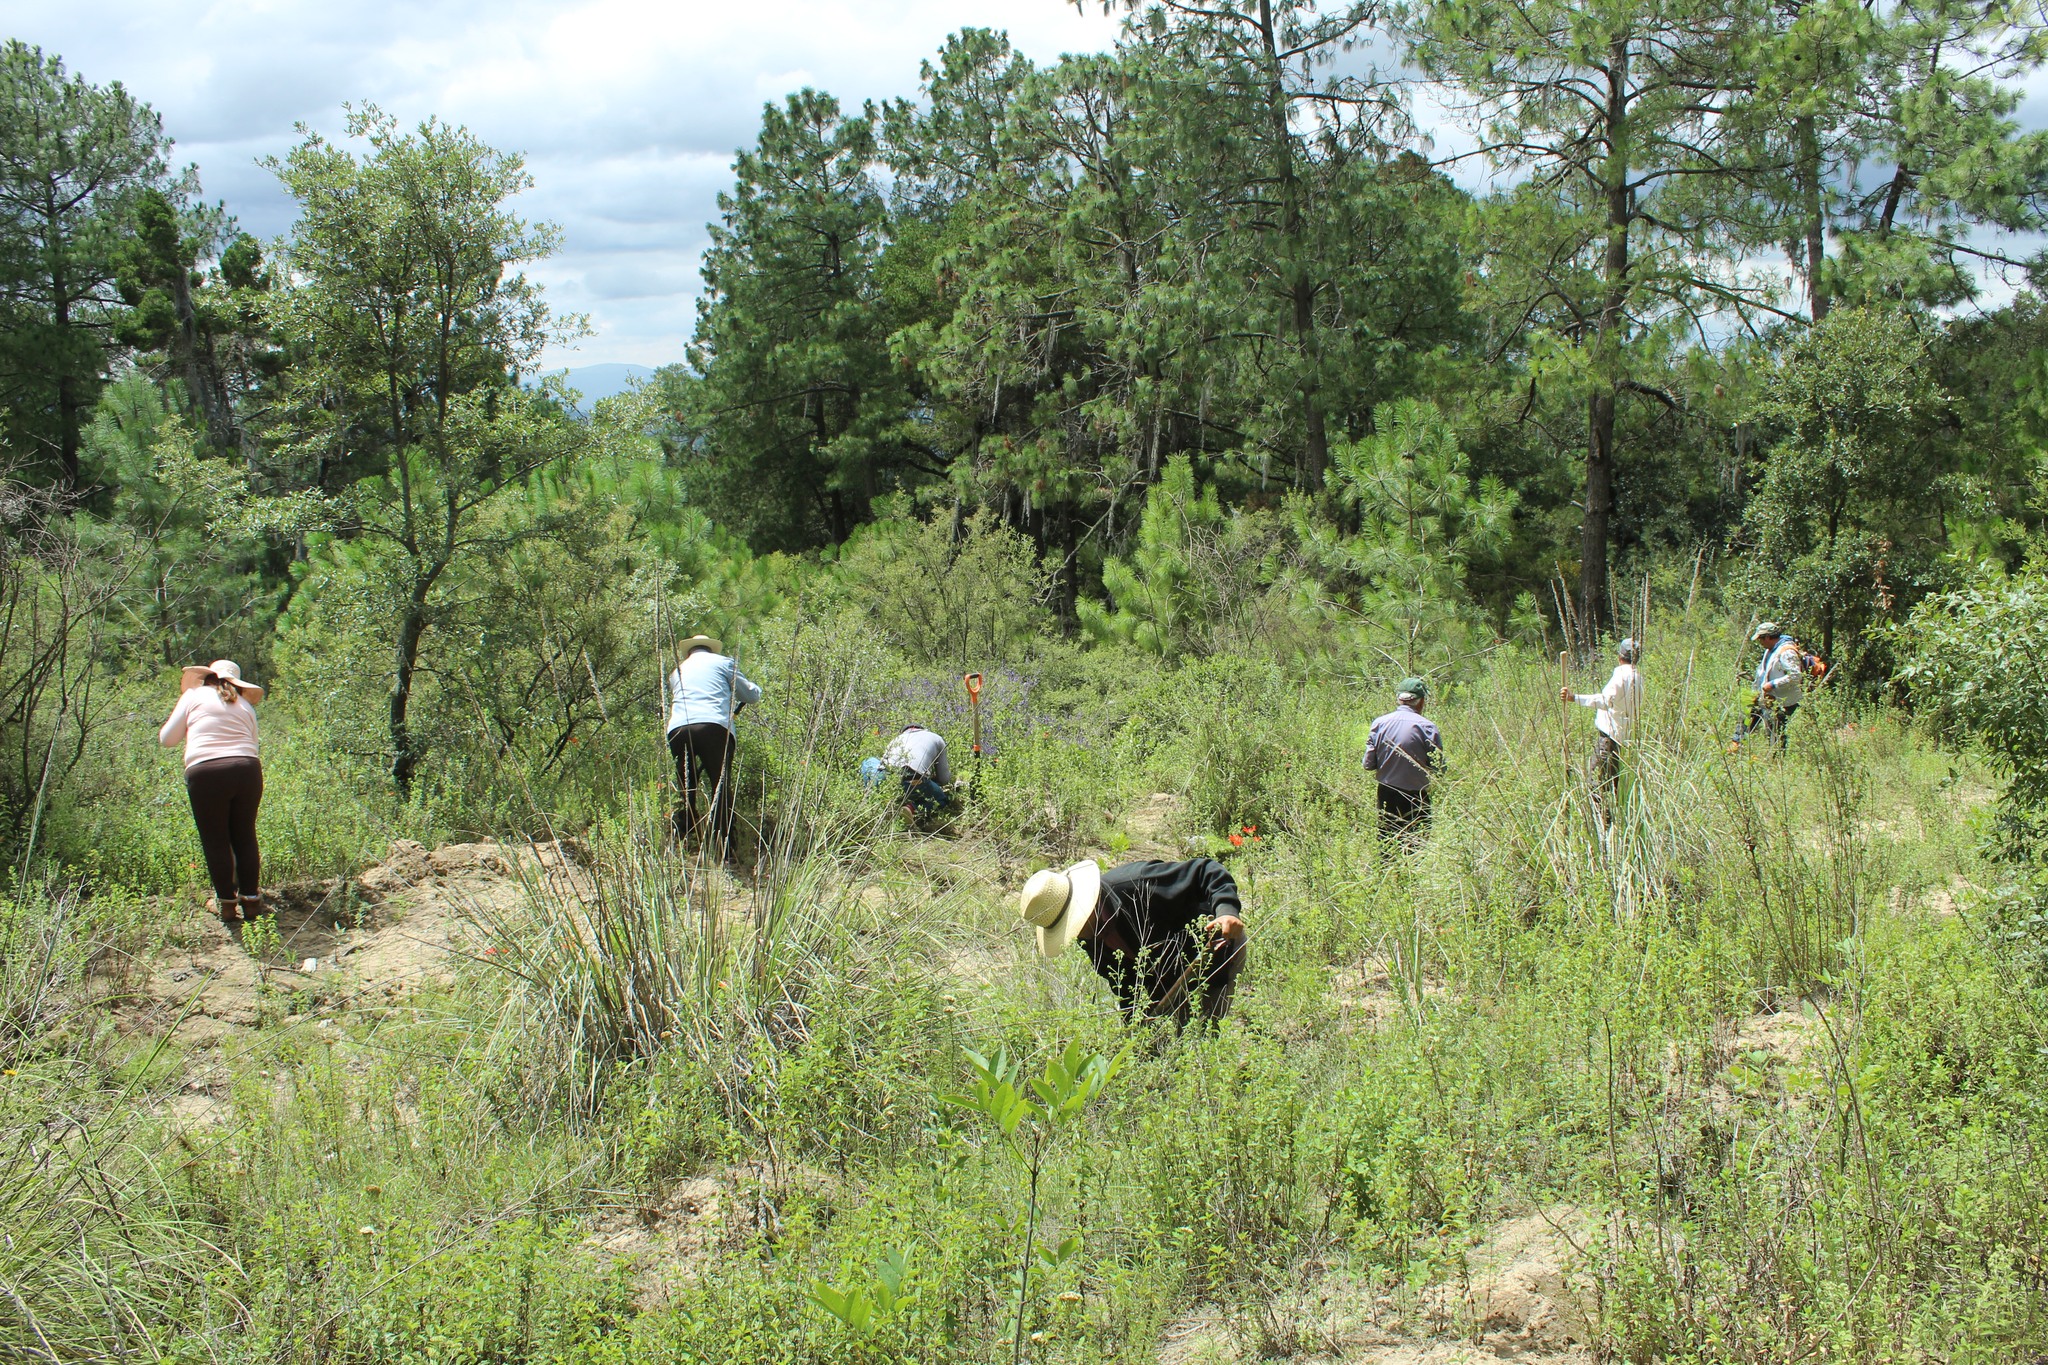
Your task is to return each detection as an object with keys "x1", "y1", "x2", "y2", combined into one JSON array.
[
  {"x1": 182, "y1": 659, "x2": 265, "y2": 703},
  {"x1": 679, "y1": 634, "x2": 722, "y2": 657},
  {"x1": 1017, "y1": 859, "x2": 1102, "y2": 959}
]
